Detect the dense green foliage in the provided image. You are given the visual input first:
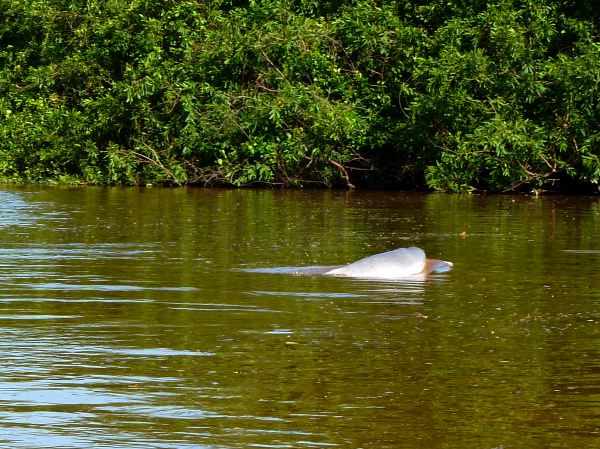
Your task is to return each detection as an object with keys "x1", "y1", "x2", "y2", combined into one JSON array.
[{"x1": 0, "y1": 0, "x2": 599, "y2": 191}]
